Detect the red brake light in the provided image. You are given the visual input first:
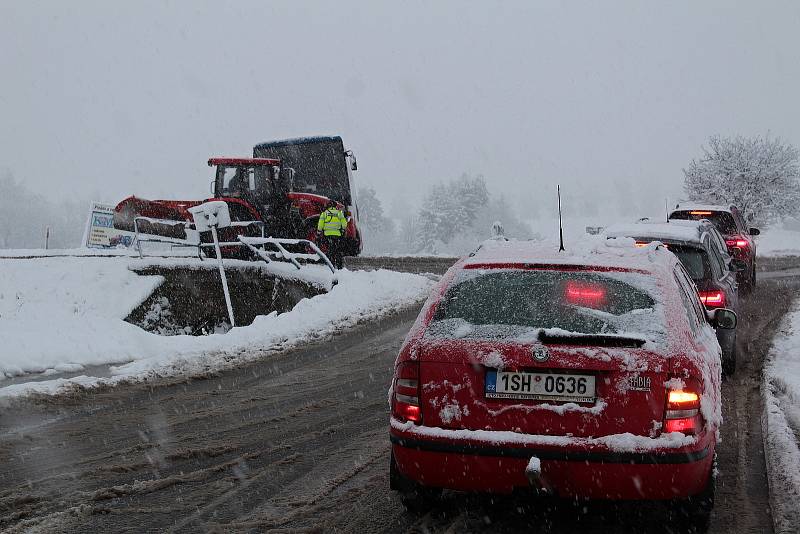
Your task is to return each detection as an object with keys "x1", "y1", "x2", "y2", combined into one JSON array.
[
  {"x1": 689, "y1": 210, "x2": 713, "y2": 216},
  {"x1": 725, "y1": 237, "x2": 749, "y2": 248},
  {"x1": 698, "y1": 290, "x2": 725, "y2": 308},
  {"x1": 392, "y1": 361, "x2": 421, "y2": 424},
  {"x1": 664, "y1": 385, "x2": 702, "y2": 435},
  {"x1": 565, "y1": 280, "x2": 607, "y2": 308},
  {"x1": 665, "y1": 417, "x2": 698, "y2": 434}
]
